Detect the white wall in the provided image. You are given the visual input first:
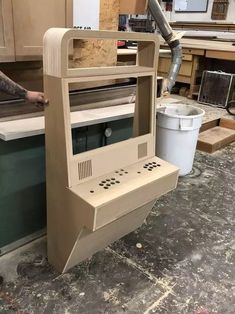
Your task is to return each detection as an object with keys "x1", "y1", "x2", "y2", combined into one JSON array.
[{"x1": 162, "y1": 0, "x2": 235, "y2": 23}]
